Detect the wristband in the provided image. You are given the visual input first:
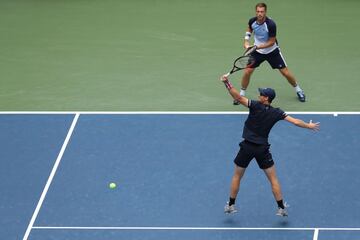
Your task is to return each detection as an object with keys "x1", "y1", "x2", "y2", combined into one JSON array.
[
  {"x1": 244, "y1": 31, "x2": 251, "y2": 40},
  {"x1": 223, "y1": 79, "x2": 233, "y2": 90}
]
